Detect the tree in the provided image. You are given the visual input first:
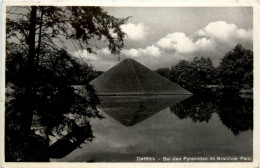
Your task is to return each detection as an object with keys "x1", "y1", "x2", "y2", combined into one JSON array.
[
  {"x1": 170, "y1": 60, "x2": 192, "y2": 88},
  {"x1": 156, "y1": 67, "x2": 171, "y2": 79},
  {"x1": 6, "y1": 6, "x2": 128, "y2": 161},
  {"x1": 190, "y1": 57, "x2": 215, "y2": 88},
  {"x1": 5, "y1": 50, "x2": 101, "y2": 161},
  {"x1": 170, "y1": 57, "x2": 215, "y2": 91},
  {"x1": 218, "y1": 44, "x2": 253, "y2": 89}
]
